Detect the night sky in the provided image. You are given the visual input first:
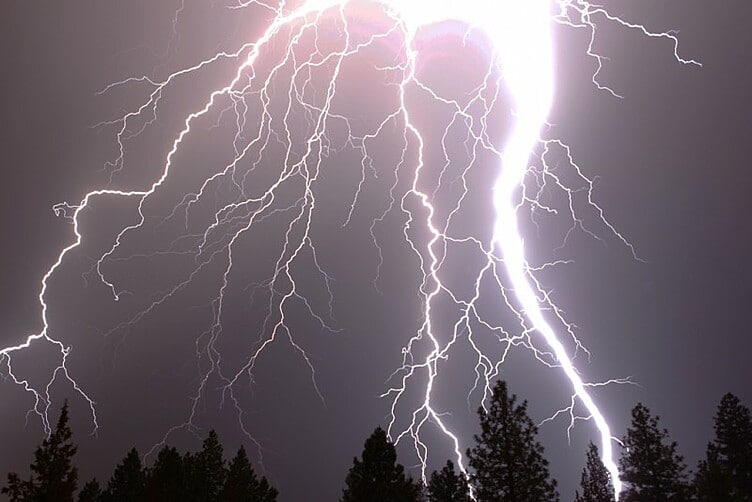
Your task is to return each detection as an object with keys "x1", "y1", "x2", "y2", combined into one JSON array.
[{"x1": 1, "y1": 1, "x2": 751, "y2": 501}]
